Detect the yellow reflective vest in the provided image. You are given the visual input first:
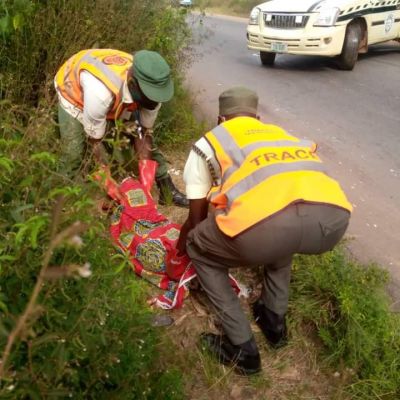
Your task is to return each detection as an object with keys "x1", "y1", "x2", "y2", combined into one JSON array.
[
  {"x1": 55, "y1": 49, "x2": 137, "y2": 120},
  {"x1": 205, "y1": 117, "x2": 352, "y2": 237}
]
